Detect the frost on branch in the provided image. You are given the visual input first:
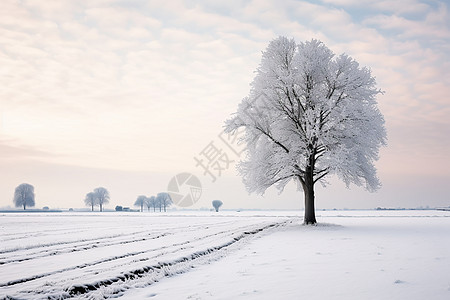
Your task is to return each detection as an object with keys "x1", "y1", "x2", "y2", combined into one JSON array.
[{"x1": 225, "y1": 37, "x2": 386, "y2": 223}]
